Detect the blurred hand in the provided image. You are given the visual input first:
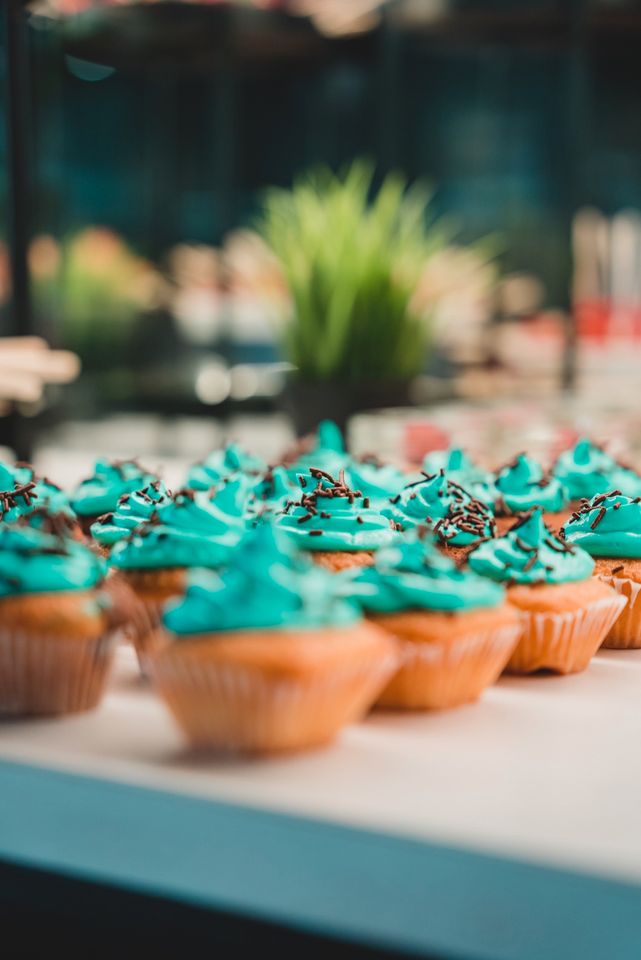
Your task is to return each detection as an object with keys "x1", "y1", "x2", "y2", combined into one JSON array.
[{"x1": 0, "y1": 337, "x2": 80, "y2": 404}]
